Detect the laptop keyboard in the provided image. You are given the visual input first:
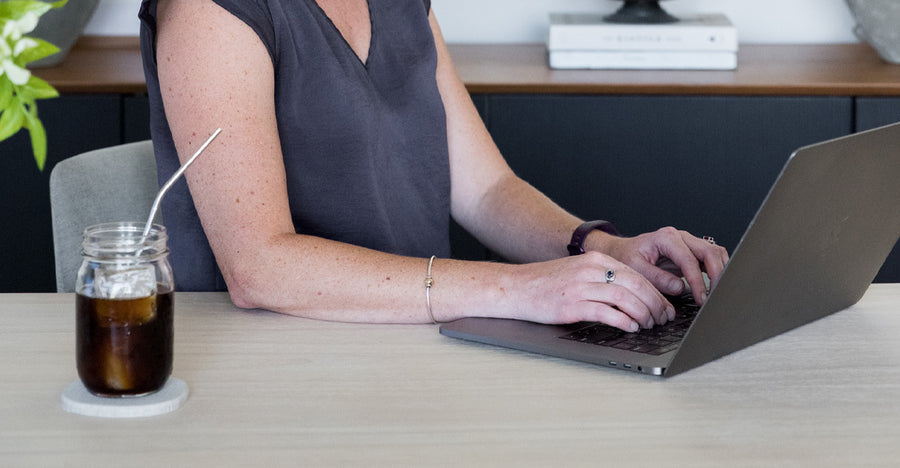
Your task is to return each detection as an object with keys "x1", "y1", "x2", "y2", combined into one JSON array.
[{"x1": 559, "y1": 293, "x2": 700, "y2": 356}]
